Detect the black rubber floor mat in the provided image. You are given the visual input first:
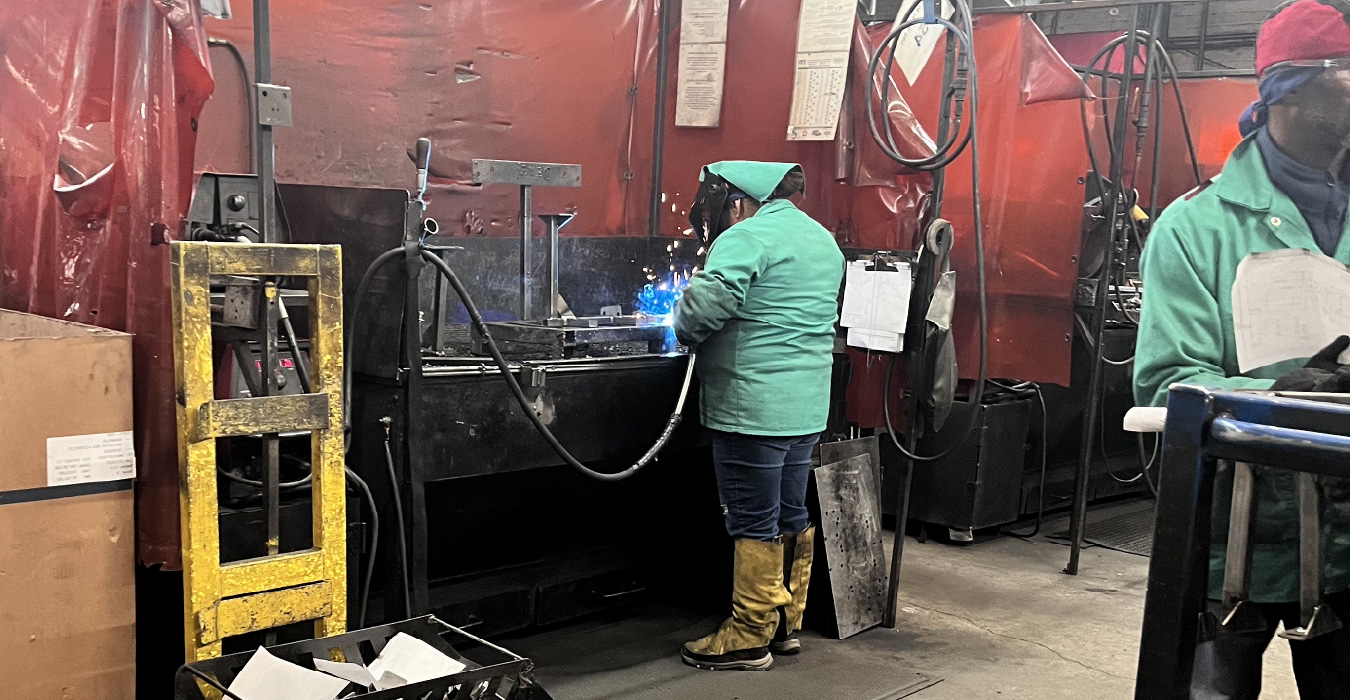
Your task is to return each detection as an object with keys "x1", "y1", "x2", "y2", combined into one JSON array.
[
  {"x1": 506, "y1": 603, "x2": 940, "y2": 700},
  {"x1": 1052, "y1": 507, "x2": 1155, "y2": 557}
]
